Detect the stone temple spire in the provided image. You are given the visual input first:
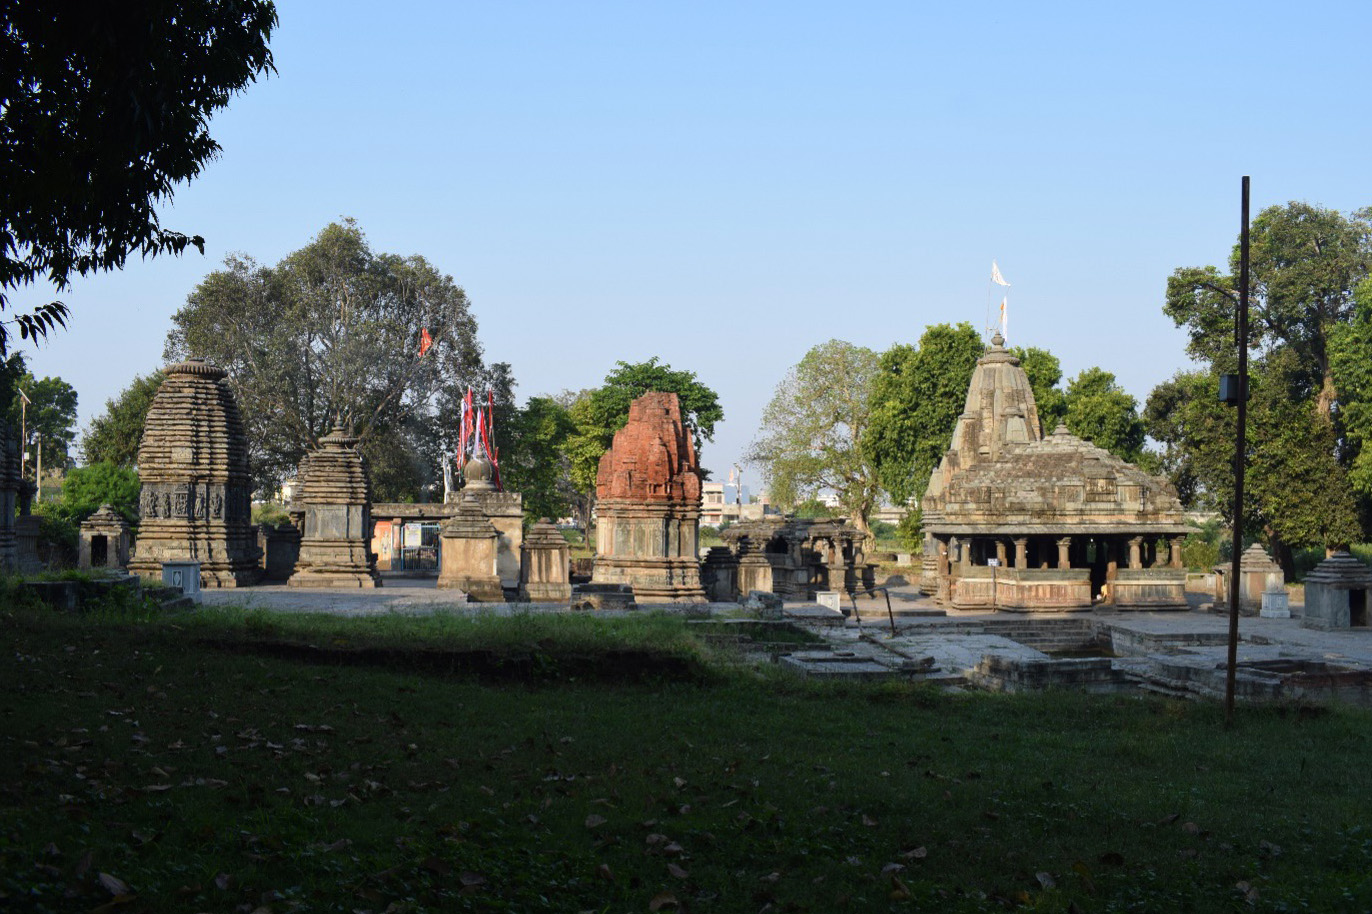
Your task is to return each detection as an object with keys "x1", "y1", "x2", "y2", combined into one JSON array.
[{"x1": 923, "y1": 332, "x2": 1043, "y2": 509}]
